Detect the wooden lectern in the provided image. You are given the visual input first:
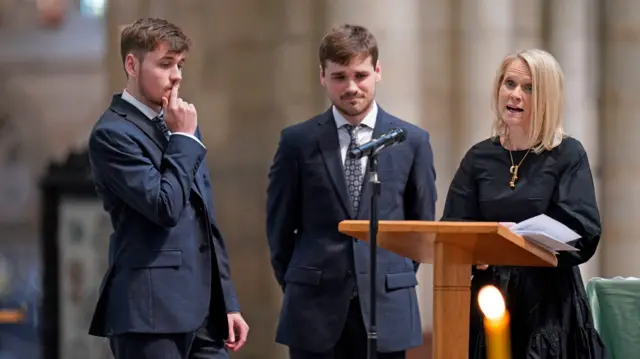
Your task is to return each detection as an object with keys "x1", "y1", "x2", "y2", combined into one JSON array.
[{"x1": 338, "y1": 220, "x2": 558, "y2": 359}]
